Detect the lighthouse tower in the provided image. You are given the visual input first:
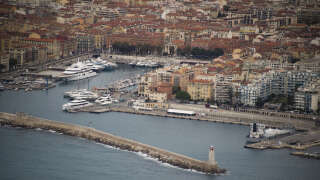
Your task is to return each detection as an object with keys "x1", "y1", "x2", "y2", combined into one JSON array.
[{"x1": 208, "y1": 146, "x2": 217, "y2": 166}]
